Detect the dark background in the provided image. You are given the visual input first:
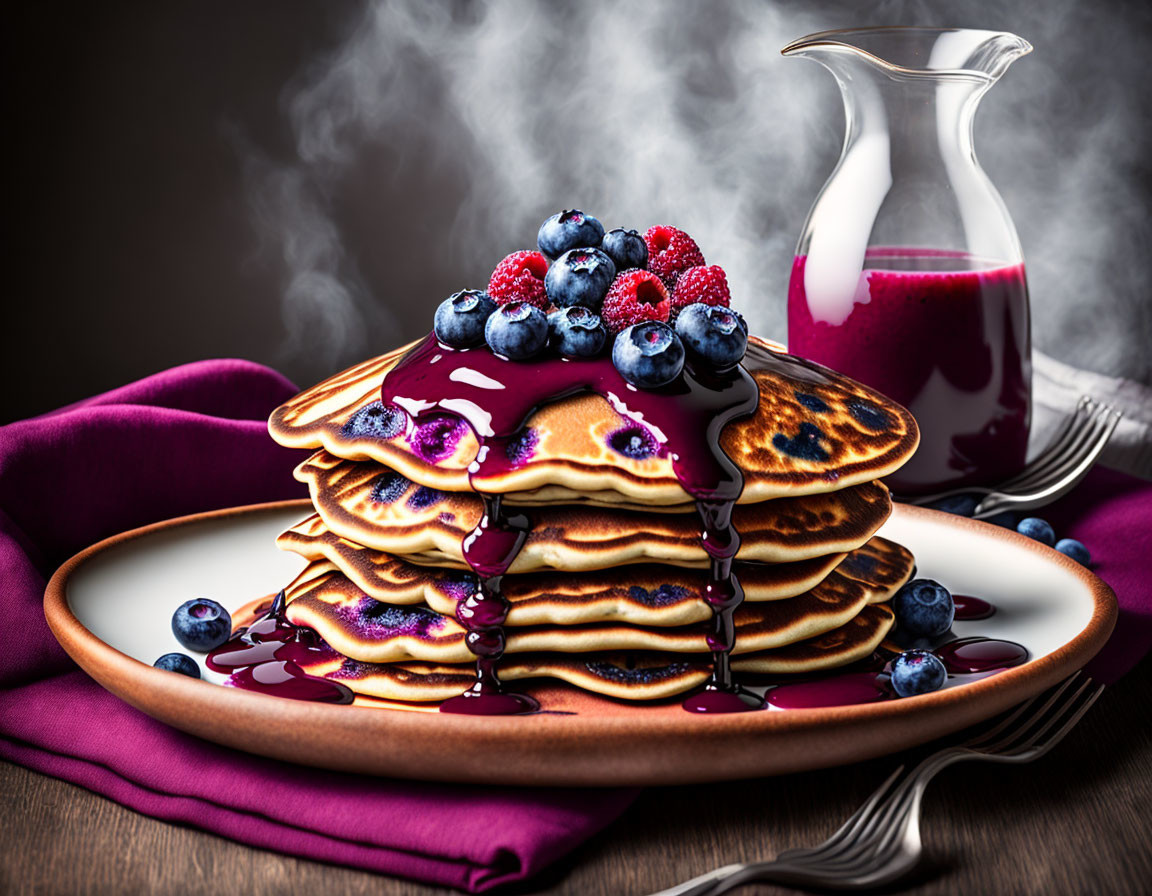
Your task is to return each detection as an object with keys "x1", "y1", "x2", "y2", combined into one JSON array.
[{"x1": 7, "y1": 0, "x2": 1152, "y2": 423}]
